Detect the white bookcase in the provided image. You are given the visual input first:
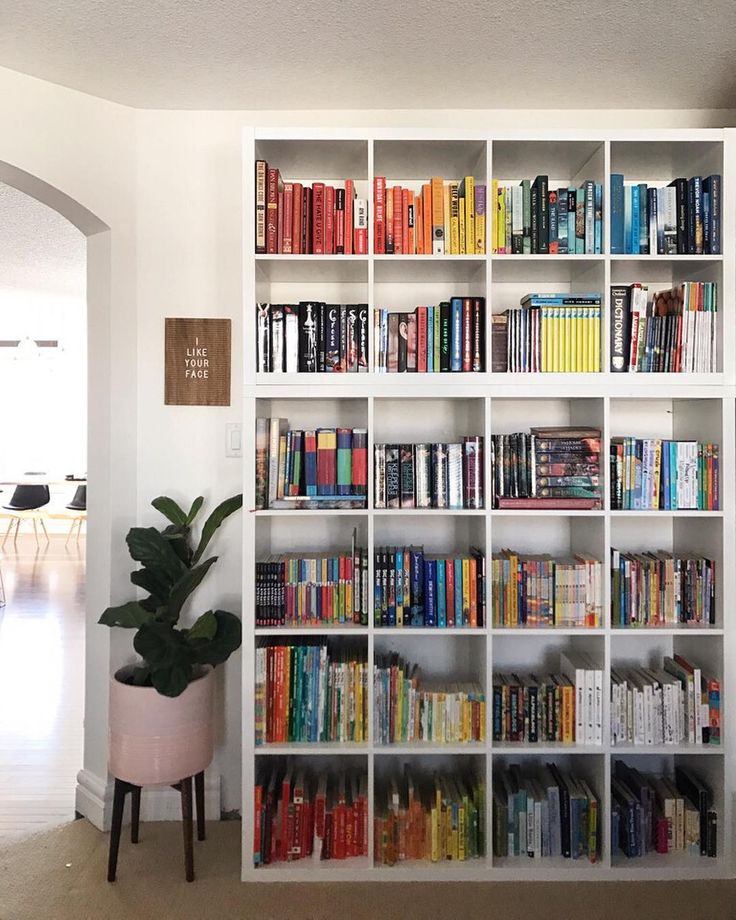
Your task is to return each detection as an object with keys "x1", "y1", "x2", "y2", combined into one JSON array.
[{"x1": 241, "y1": 127, "x2": 735, "y2": 881}]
